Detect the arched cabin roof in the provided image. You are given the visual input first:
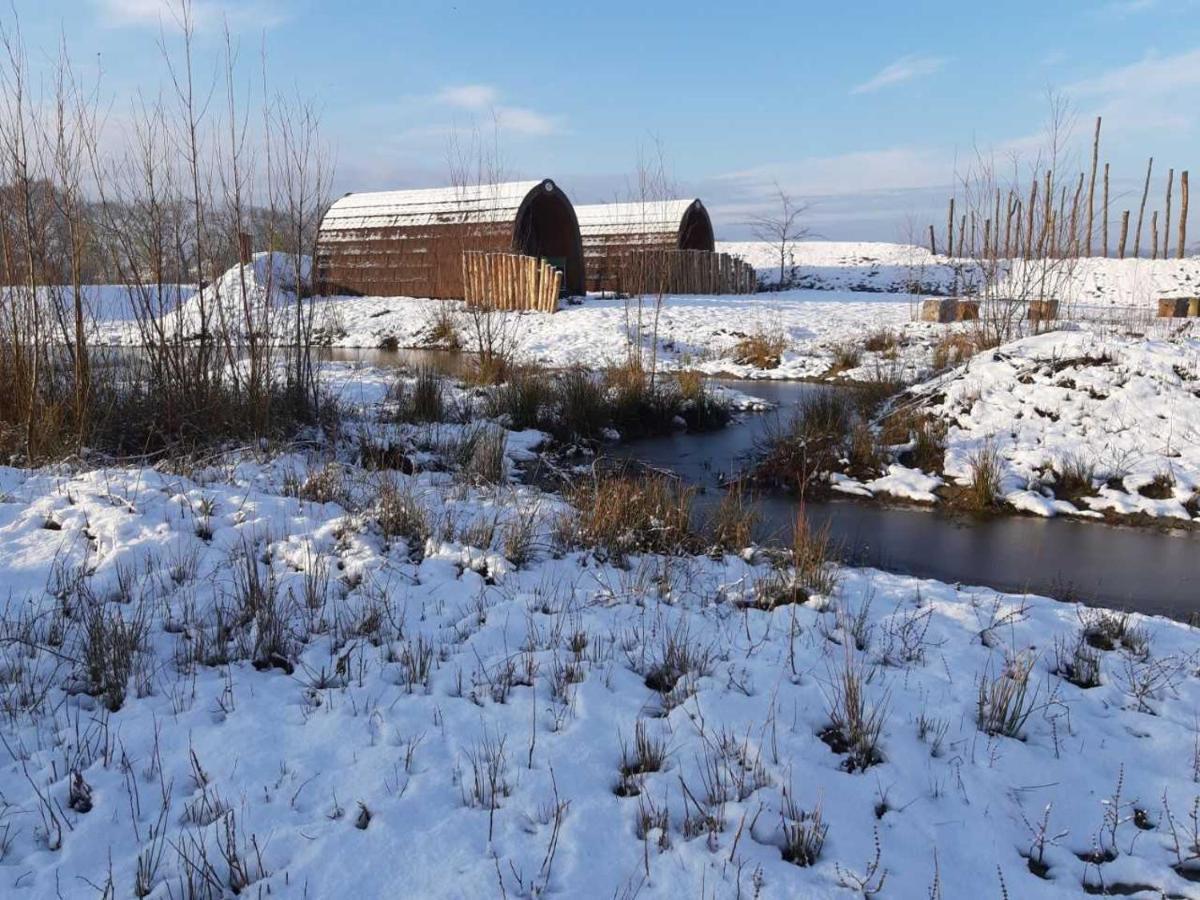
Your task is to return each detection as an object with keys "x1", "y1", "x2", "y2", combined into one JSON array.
[
  {"x1": 575, "y1": 199, "x2": 714, "y2": 250},
  {"x1": 315, "y1": 179, "x2": 584, "y2": 299}
]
